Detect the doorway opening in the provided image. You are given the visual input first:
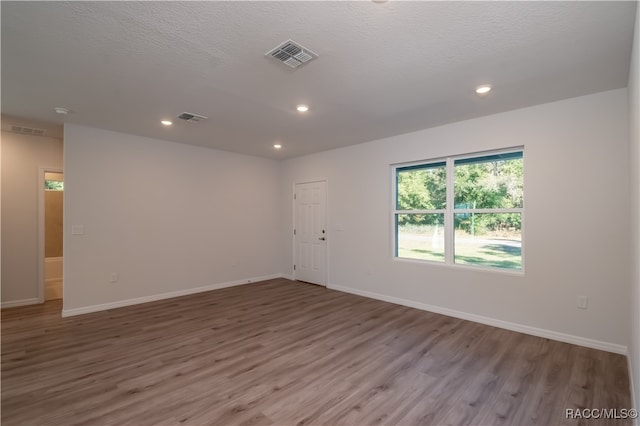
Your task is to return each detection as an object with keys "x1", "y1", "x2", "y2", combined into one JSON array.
[{"x1": 42, "y1": 170, "x2": 63, "y2": 301}]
